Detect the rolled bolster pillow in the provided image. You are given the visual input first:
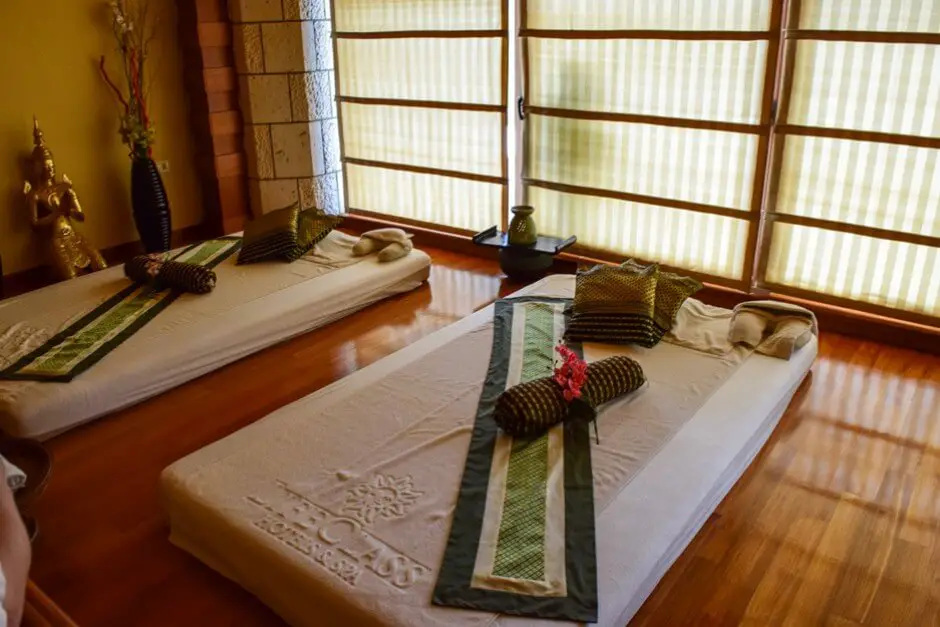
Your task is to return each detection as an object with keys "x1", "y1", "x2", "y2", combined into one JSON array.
[
  {"x1": 125, "y1": 256, "x2": 218, "y2": 294},
  {"x1": 495, "y1": 377, "x2": 569, "y2": 438},
  {"x1": 124, "y1": 256, "x2": 161, "y2": 284},
  {"x1": 494, "y1": 355, "x2": 645, "y2": 437}
]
